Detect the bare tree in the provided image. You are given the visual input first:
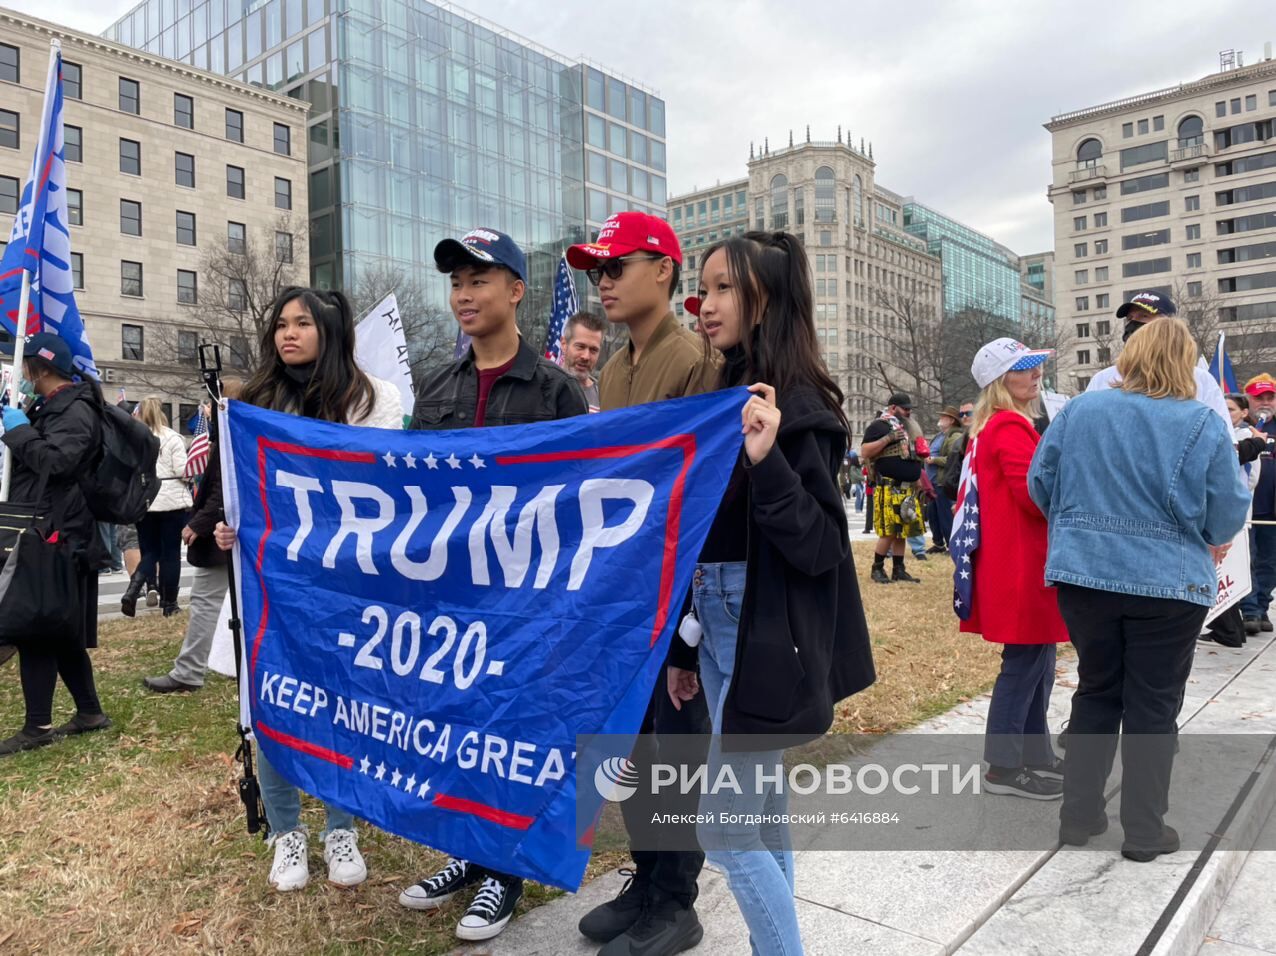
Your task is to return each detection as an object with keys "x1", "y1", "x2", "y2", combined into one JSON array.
[{"x1": 858, "y1": 284, "x2": 947, "y2": 429}]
